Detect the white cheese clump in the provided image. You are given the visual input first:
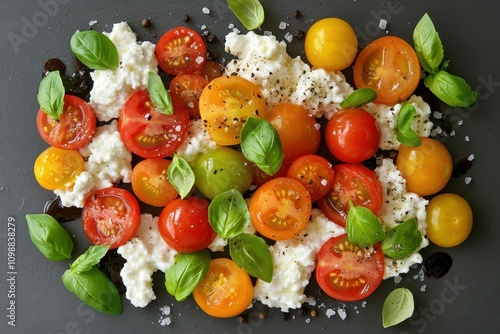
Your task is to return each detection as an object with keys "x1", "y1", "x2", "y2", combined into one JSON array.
[
  {"x1": 224, "y1": 31, "x2": 352, "y2": 118},
  {"x1": 175, "y1": 118, "x2": 217, "y2": 163},
  {"x1": 55, "y1": 121, "x2": 132, "y2": 207},
  {"x1": 364, "y1": 95, "x2": 434, "y2": 150},
  {"x1": 253, "y1": 209, "x2": 344, "y2": 312},
  {"x1": 375, "y1": 159, "x2": 429, "y2": 279},
  {"x1": 117, "y1": 214, "x2": 177, "y2": 308},
  {"x1": 89, "y1": 22, "x2": 158, "y2": 121}
]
